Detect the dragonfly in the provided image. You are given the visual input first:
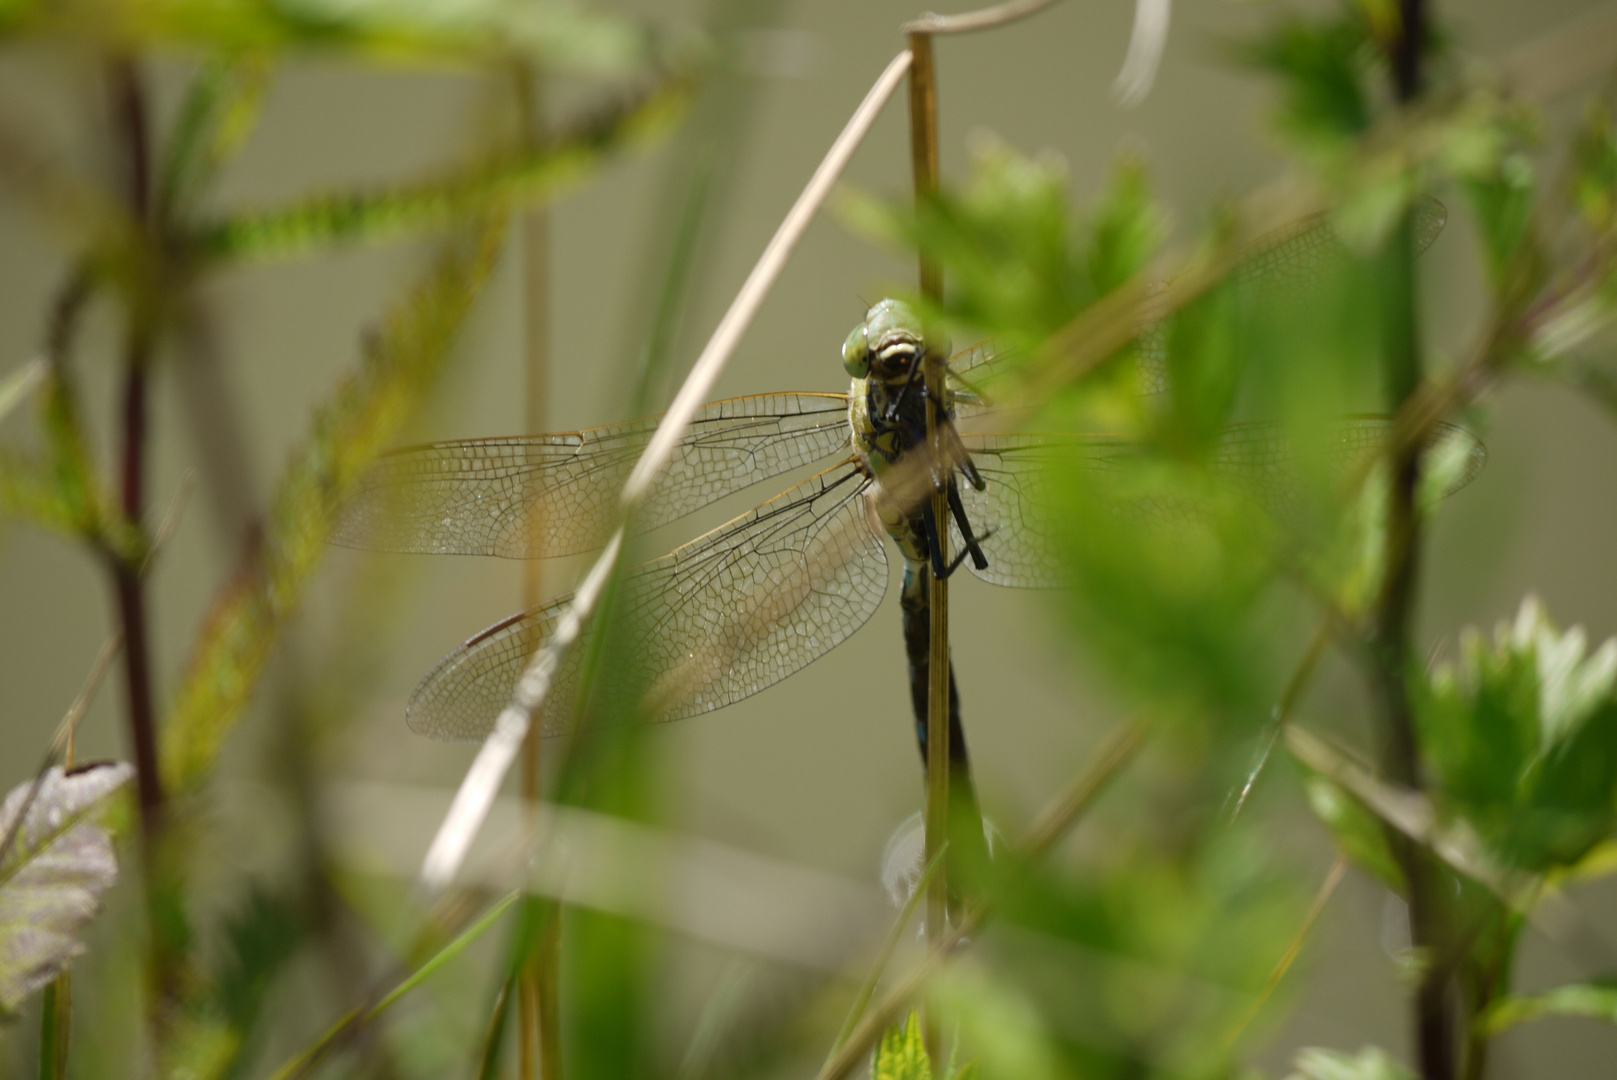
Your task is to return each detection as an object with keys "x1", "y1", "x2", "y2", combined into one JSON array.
[{"x1": 335, "y1": 202, "x2": 1483, "y2": 872}]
